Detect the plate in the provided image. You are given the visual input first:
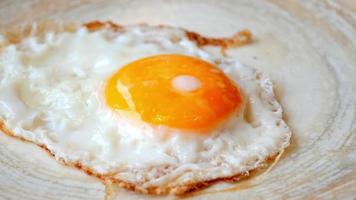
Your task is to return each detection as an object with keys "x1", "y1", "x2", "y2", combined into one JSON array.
[{"x1": 0, "y1": 0, "x2": 355, "y2": 199}]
